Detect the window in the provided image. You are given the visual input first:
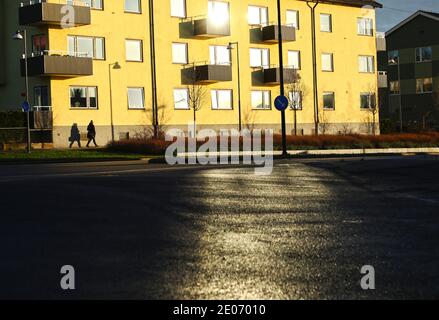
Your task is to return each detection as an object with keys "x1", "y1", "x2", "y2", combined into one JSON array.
[
  {"x1": 32, "y1": 34, "x2": 47, "y2": 55},
  {"x1": 251, "y1": 91, "x2": 271, "y2": 110},
  {"x1": 172, "y1": 43, "x2": 188, "y2": 64},
  {"x1": 416, "y1": 47, "x2": 432, "y2": 63},
  {"x1": 357, "y1": 18, "x2": 373, "y2": 36},
  {"x1": 288, "y1": 50, "x2": 301, "y2": 70},
  {"x1": 286, "y1": 10, "x2": 299, "y2": 29},
  {"x1": 320, "y1": 14, "x2": 332, "y2": 32},
  {"x1": 323, "y1": 92, "x2": 335, "y2": 110},
  {"x1": 171, "y1": 0, "x2": 186, "y2": 18},
  {"x1": 209, "y1": 45, "x2": 230, "y2": 65},
  {"x1": 174, "y1": 89, "x2": 189, "y2": 109},
  {"x1": 388, "y1": 50, "x2": 399, "y2": 65},
  {"x1": 248, "y1": 6, "x2": 268, "y2": 25},
  {"x1": 68, "y1": 36, "x2": 105, "y2": 59},
  {"x1": 359, "y1": 55, "x2": 375, "y2": 73},
  {"x1": 69, "y1": 0, "x2": 103, "y2": 9},
  {"x1": 70, "y1": 87, "x2": 98, "y2": 109},
  {"x1": 389, "y1": 81, "x2": 400, "y2": 95},
  {"x1": 208, "y1": 1, "x2": 230, "y2": 24},
  {"x1": 125, "y1": 0, "x2": 141, "y2": 13},
  {"x1": 250, "y1": 48, "x2": 270, "y2": 68},
  {"x1": 34, "y1": 86, "x2": 49, "y2": 106},
  {"x1": 125, "y1": 39, "x2": 143, "y2": 62},
  {"x1": 321, "y1": 53, "x2": 333, "y2": 72},
  {"x1": 127, "y1": 88, "x2": 145, "y2": 109},
  {"x1": 211, "y1": 90, "x2": 233, "y2": 110},
  {"x1": 289, "y1": 91, "x2": 302, "y2": 110},
  {"x1": 360, "y1": 93, "x2": 376, "y2": 109},
  {"x1": 416, "y1": 78, "x2": 433, "y2": 94}
]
